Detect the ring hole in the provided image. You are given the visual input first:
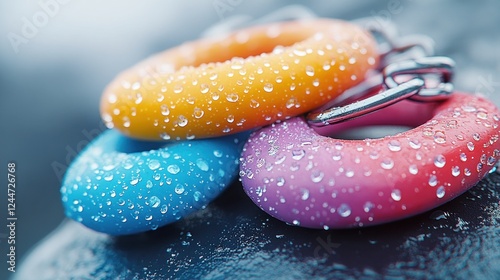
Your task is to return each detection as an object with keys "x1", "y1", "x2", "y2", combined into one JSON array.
[
  {"x1": 393, "y1": 73, "x2": 445, "y2": 89},
  {"x1": 312, "y1": 99, "x2": 437, "y2": 140},
  {"x1": 328, "y1": 125, "x2": 414, "y2": 140}
]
